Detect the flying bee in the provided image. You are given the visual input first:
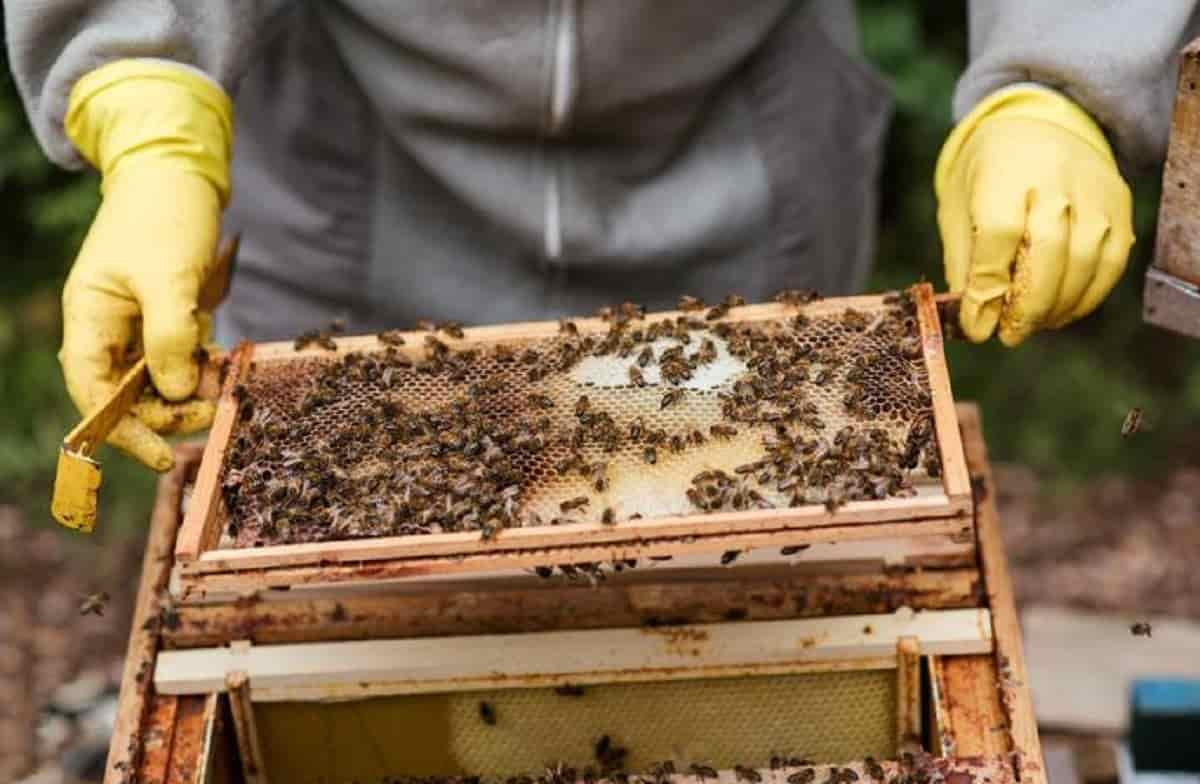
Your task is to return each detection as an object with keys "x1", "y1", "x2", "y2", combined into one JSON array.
[
  {"x1": 660, "y1": 388, "x2": 684, "y2": 409},
  {"x1": 560, "y1": 496, "x2": 590, "y2": 513},
  {"x1": 628, "y1": 366, "x2": 646, "y2": 387},
  {"x1": 78, "y1": 591, "x2": 111, "y2": 617},
  {"x1": 678, "y1": 294, "x2": 705, "y2": 311},
  {"x1": 1121, "y1": 407, "x2": 1143, "y2": 438}
]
